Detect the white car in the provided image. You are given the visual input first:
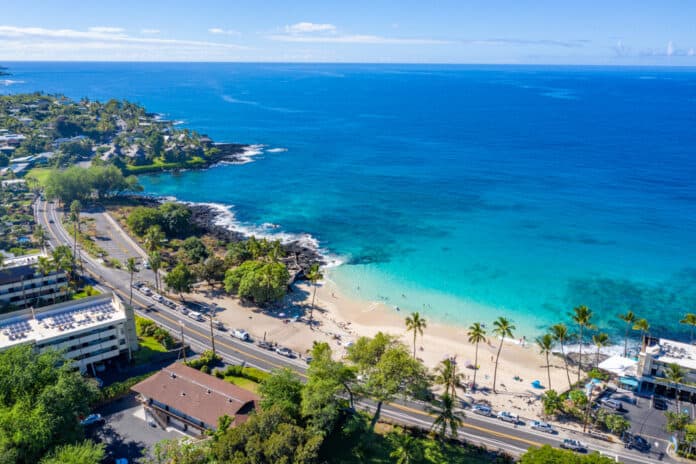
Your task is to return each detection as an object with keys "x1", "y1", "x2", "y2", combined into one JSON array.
[
  {"x1": 472, "y1": 404, "x2": 493, "y2": 416},
  {"x1": 275, "y1": 346, "x2": 293, "y2": 358},
  {"x1": 151, "y1": 294, "x2": 164, "y2": 303},
  {"x1": 530, "y1": 420, "x2": 555, "y2": 434},
  {"x1": 232, "y1": 329, "x2": 250, "y2": 341},
  {"x1": 187, "y1": 311, "x2": 204, "y2": 322},
  {"x1": 496, "y1": 411, "x2": 519, "y2": 424},
  {"x1": 140, "y1": 287, "x2": 152, "y2": 296},
  {"x1": 177, "y1": 305, "x2": 189, "y2": 315}
]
